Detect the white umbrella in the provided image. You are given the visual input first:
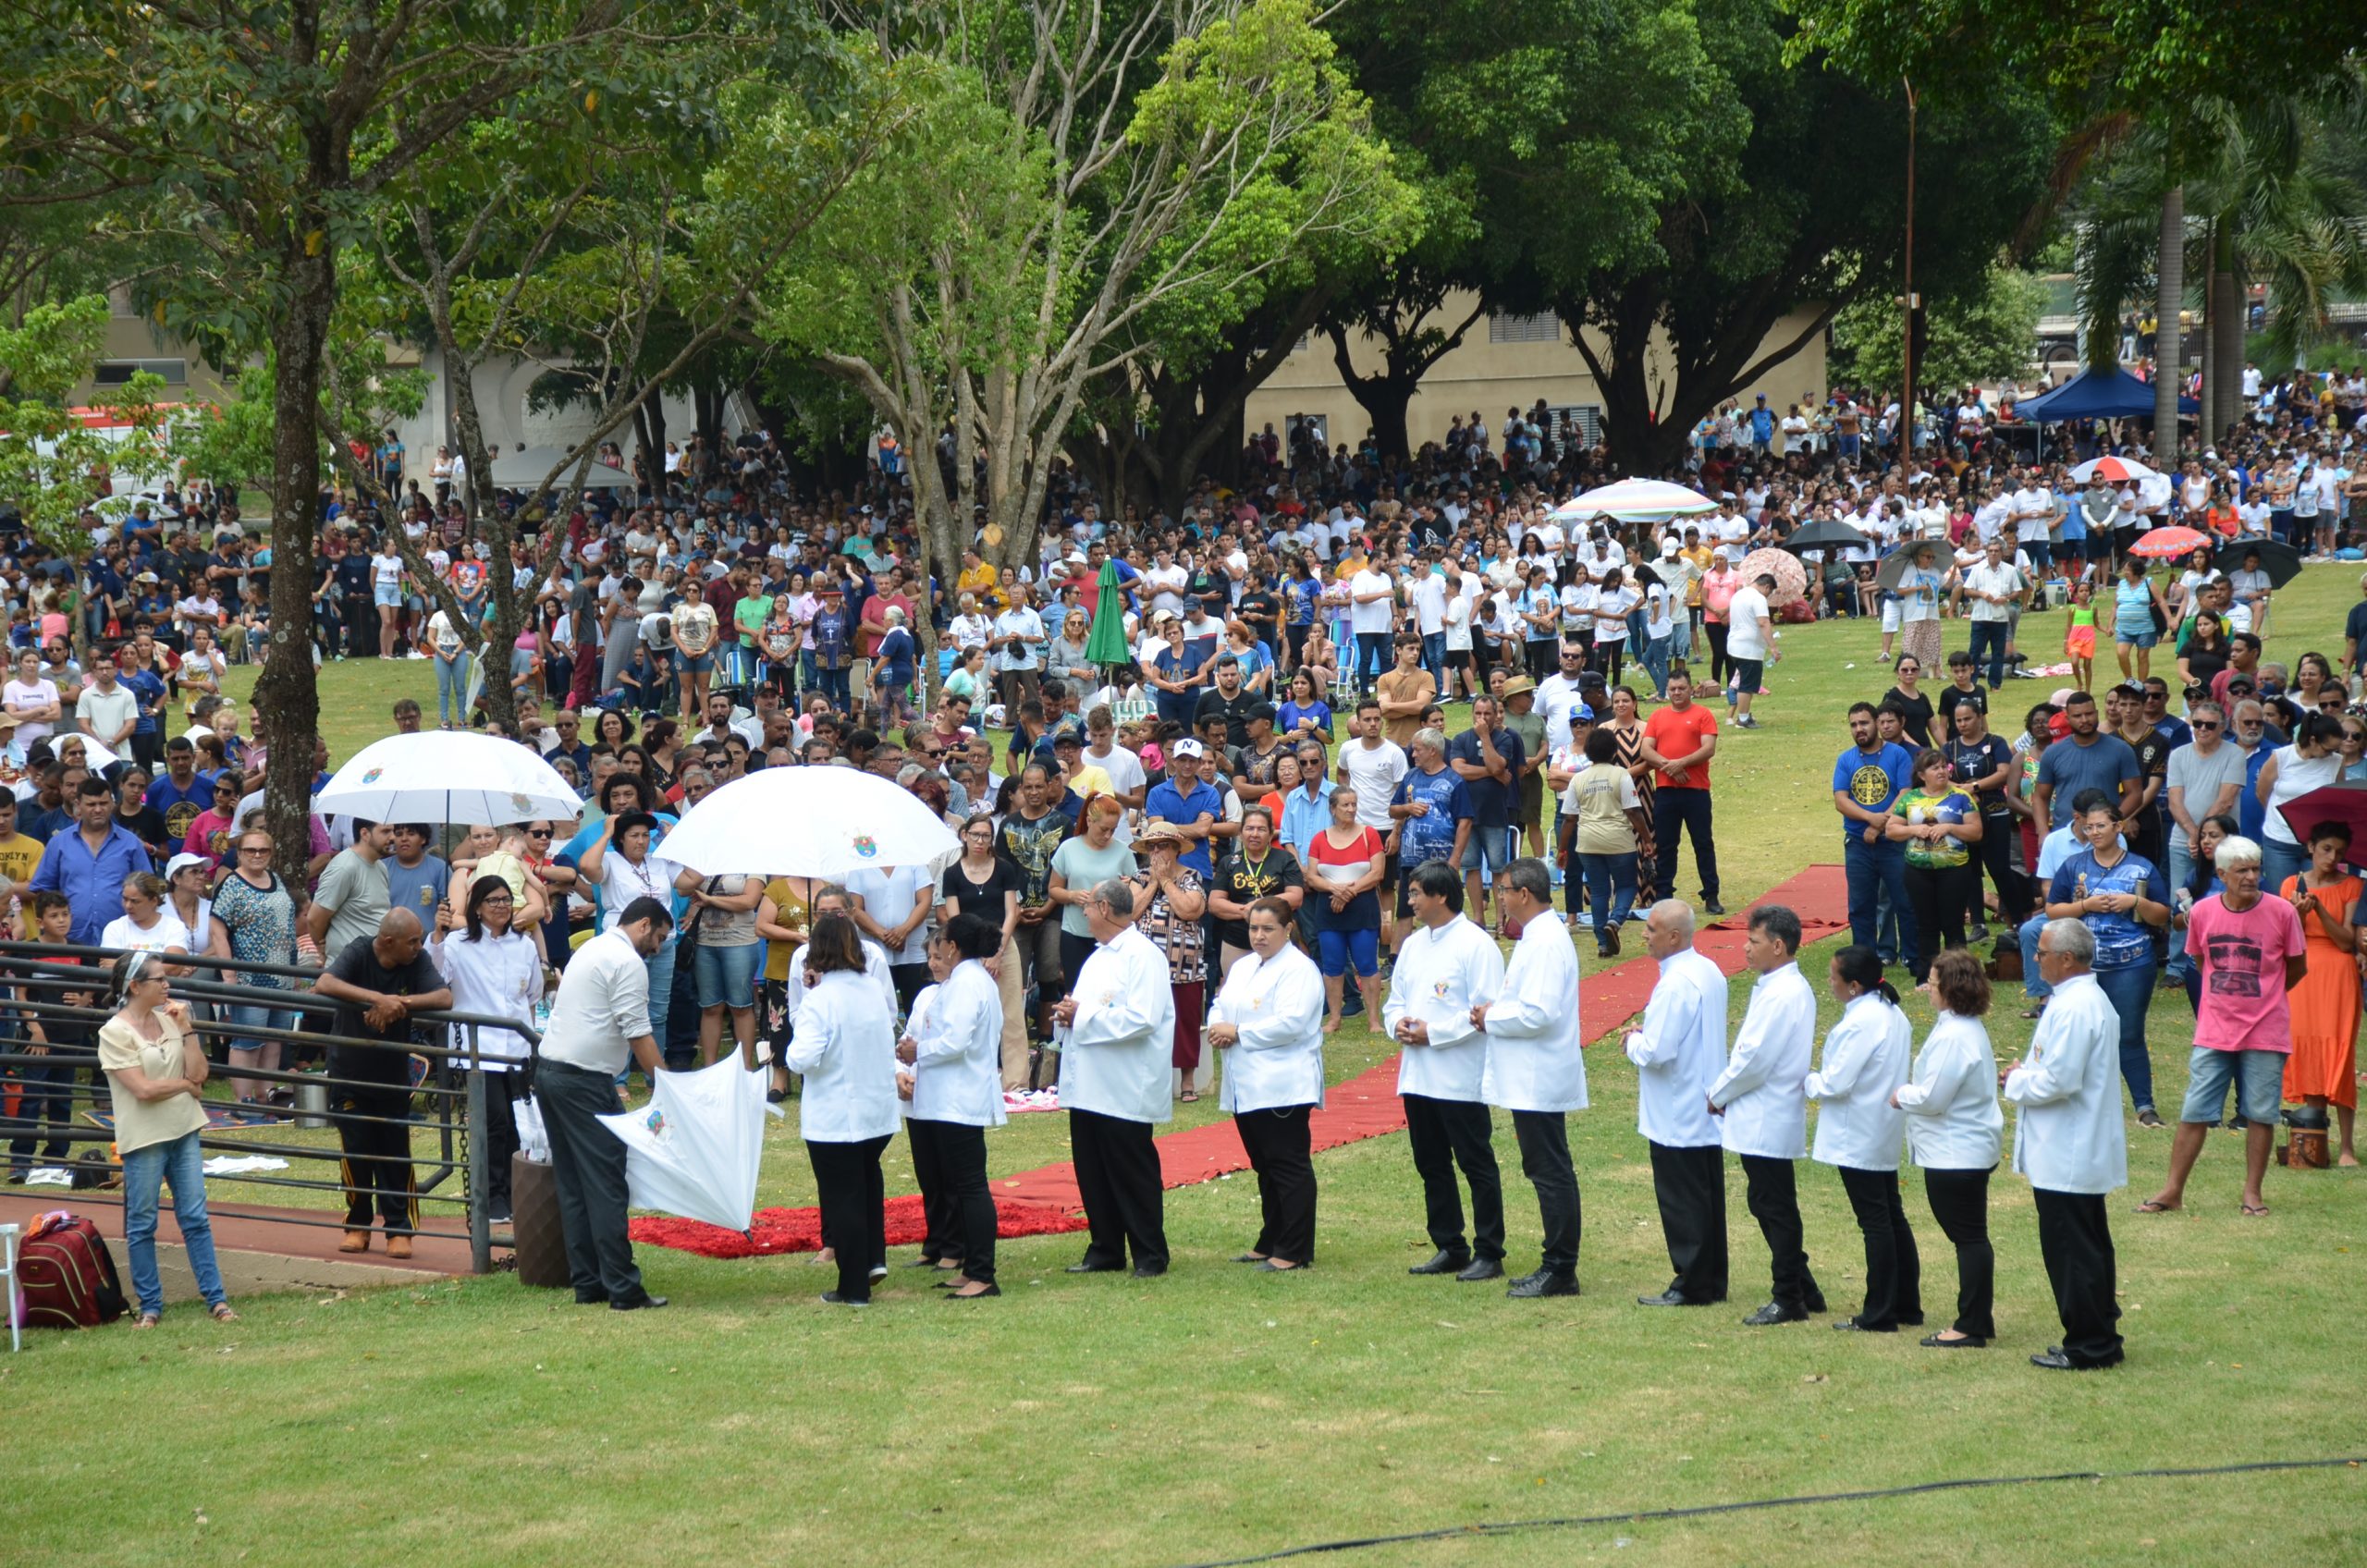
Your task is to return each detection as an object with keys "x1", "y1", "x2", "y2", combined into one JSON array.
[
  {"x1": 597, "y1": 1052, "x2": 781, "y2": 1232},
  {"x1": 313, "y1": 731, "x2": 579, "y2": 826},
  {"x1": 658, "y1": 764, "x2": 961, "y2": 880},
  {"x1": 1548, "y1": 477, "x2": 1720, "y2": 524}
]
